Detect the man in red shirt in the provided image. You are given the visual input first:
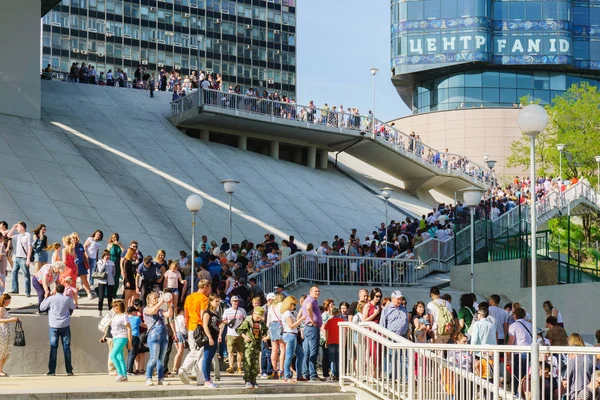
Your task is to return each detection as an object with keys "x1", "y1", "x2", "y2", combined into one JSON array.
[{"x1": 324, "y1": 307, "x2": 344, "y2": 380}]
